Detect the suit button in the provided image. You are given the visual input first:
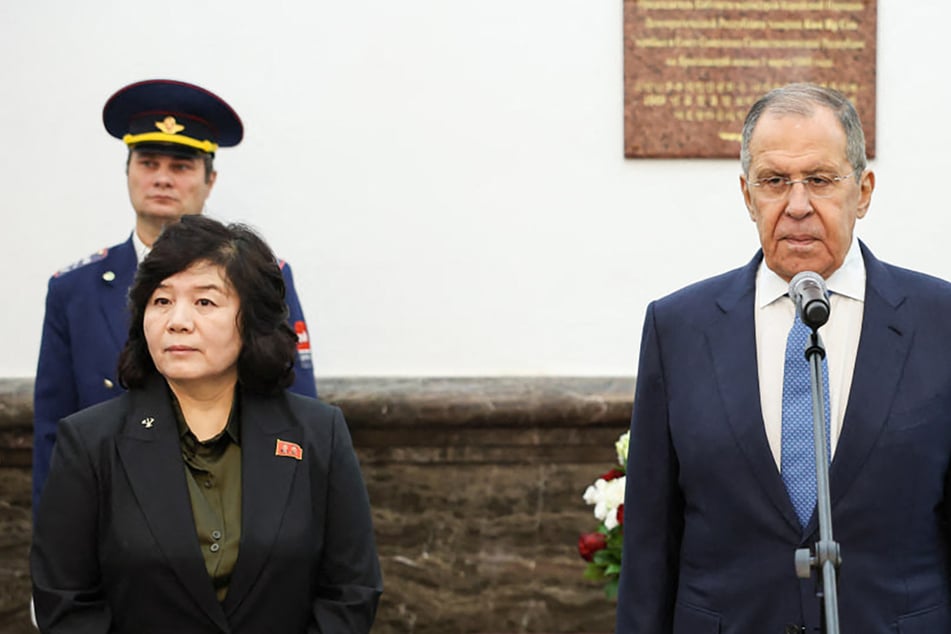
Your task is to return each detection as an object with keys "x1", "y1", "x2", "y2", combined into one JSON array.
[
  {"x1": 785, "y1": 626, "x2": 803, "y2": 634},
  {"x1": 210, "y1": 543, "x2": 220, "y2": 553},
  {"x1": 211, "y1": 530, "x2": 222, "y2": 540},
  {"x1": 103, "y1": 378, "x2": 114, "y2": 389}
]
